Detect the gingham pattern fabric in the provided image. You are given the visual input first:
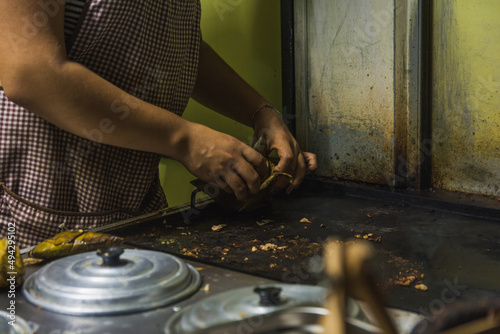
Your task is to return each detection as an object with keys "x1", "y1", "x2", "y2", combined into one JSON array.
[{"x1": 0, "y1": 0, "x2": 201, "y2": 247}]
